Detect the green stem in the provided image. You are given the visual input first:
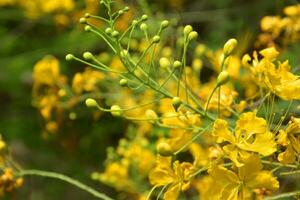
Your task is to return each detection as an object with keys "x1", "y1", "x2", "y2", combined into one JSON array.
[
  {"x1": 19, "y1": 170, "x2": 114, "y2": 200},
  {"x1": 264, "y1": 190, "x2": 300, "y2": 200}
]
